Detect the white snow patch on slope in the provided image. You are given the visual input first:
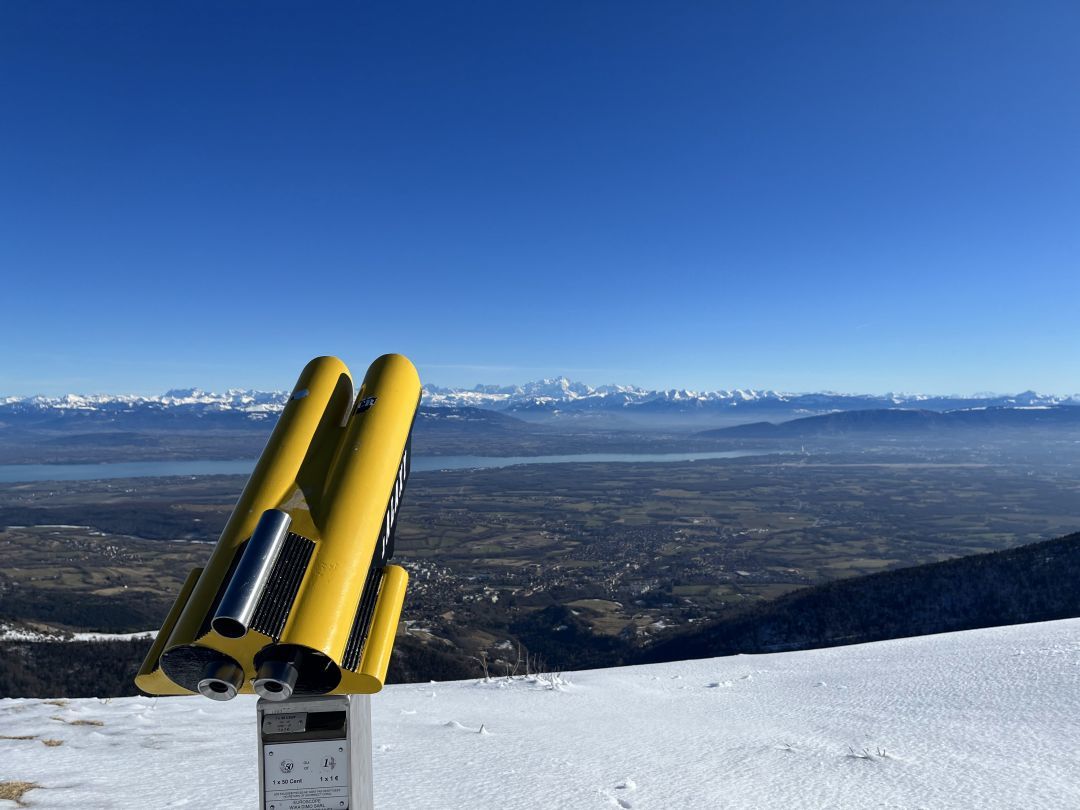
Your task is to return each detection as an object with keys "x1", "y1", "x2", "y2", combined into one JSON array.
[
  {"x1": 0, "y1": 624, "x2": 156, "y2": 643},
  {"x1": 69, "y1": 631, "x2": 157, "y2": 642},
  {"x1": 2, "y1": 619, "x2": 1079, "y2": 808}
]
